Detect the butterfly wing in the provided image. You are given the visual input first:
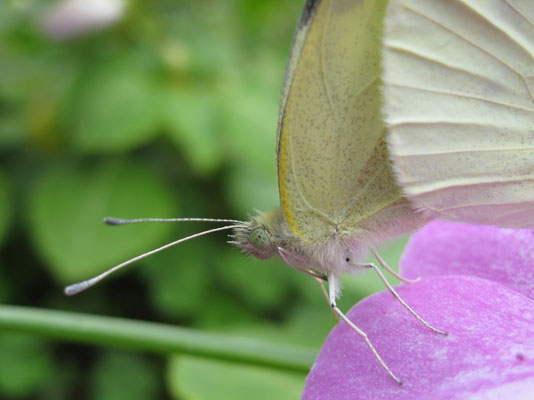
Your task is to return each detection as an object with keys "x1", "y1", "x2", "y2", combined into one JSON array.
[
  {"x1": 277, "y1": 0, "x2": 401, "y2": 244},
  {"x1": 383, "y1": 0, "x2": 534, "y2": 228}
]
